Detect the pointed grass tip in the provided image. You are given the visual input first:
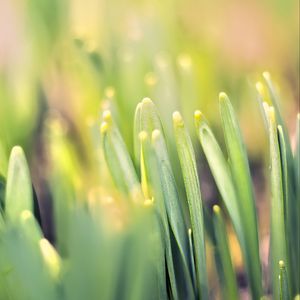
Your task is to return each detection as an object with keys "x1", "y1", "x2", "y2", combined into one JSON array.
[
  {"x1": 144, "y1": 198, "x2": 154, "y2": 207},
  {"x1": 256, "y1": 82, "x2": 264, "y2": 95},
  {"x1": 219, "y1": 92, "x2": 228, "y2": 102},
  {"x1": 139, "y1": 131, "x2": 148, "y2": 142},
  {"x1": 142, "y1": 97, "x2": 153, "y2": 105},
  {"x1": 173, "y1": 111, "x2": 184, "y2": 127},
  {"x1": 194, "y1": 110, "x2": 204, "y2": 123},
  {"x1": 102, "y1": 110, "x2": 112, "y2": 123},
  {"x1": 262, "y1": 71, "x2": 271, "y2": 80},
  {"x1": 213, "y1": 205, "x2": 221, "y2": 214},
  {"x1": 11, "y1": 145, "x2": 24, "y2": 157},
  {"x1": 279, "y1": 260, "x2": 285, "y2": 268},
  {"x1": 100, "y1": 122, "x2": 109, "y2": 134},
  {"x1": 151, "y1": 129, "x2": 161, "y2": 142}
]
